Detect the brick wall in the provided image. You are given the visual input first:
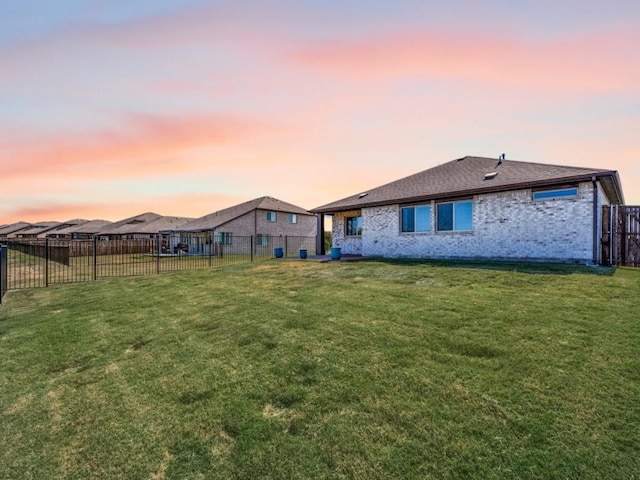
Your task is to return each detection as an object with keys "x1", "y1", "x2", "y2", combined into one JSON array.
[{"x1": 333, "y1": 182, "x2": 609, "y2": 263}]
